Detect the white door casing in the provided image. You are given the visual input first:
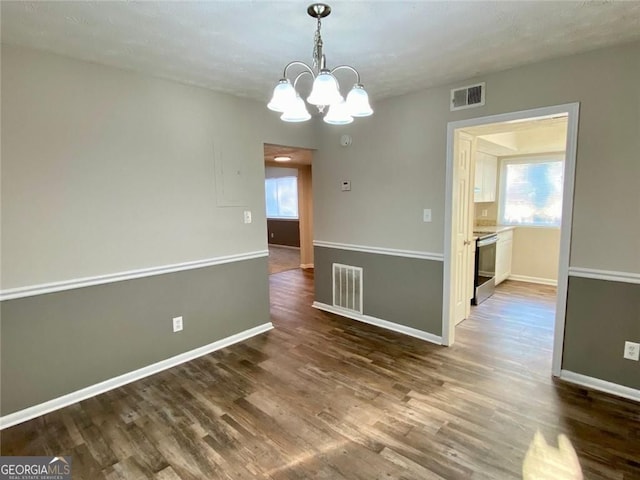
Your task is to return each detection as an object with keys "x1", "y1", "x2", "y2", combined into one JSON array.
[{"x1": 442, "y1": 102, "x2": 580, "y2": 378}]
